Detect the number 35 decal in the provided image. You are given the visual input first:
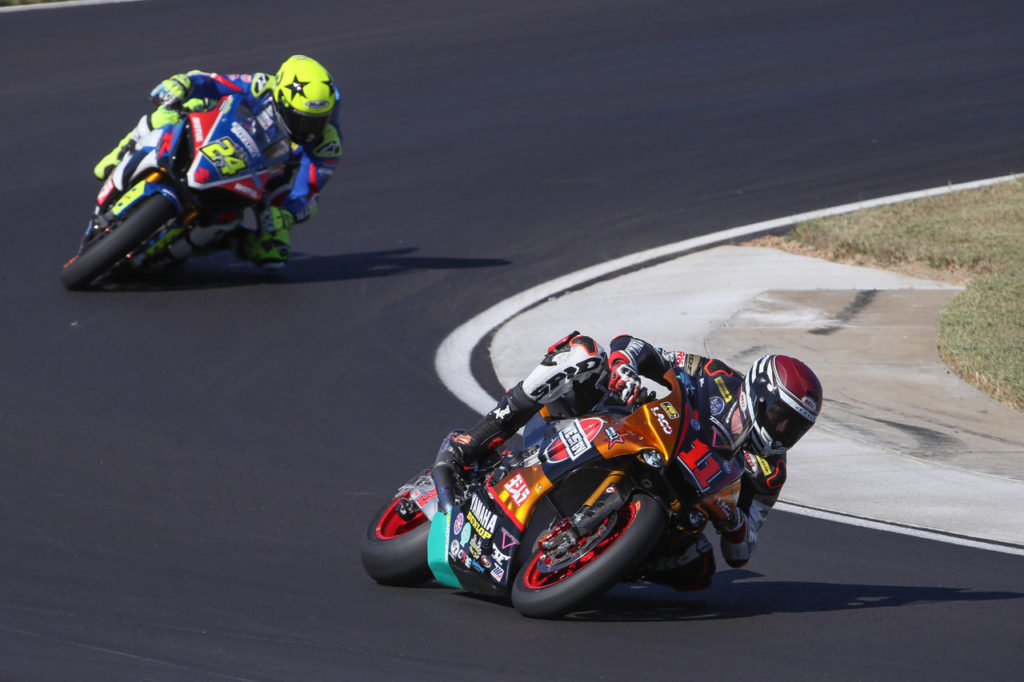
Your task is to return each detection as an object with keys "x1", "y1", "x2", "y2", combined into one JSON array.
[{"x1": 200, "y1": 138, "x2": 247, "y2": 176}]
